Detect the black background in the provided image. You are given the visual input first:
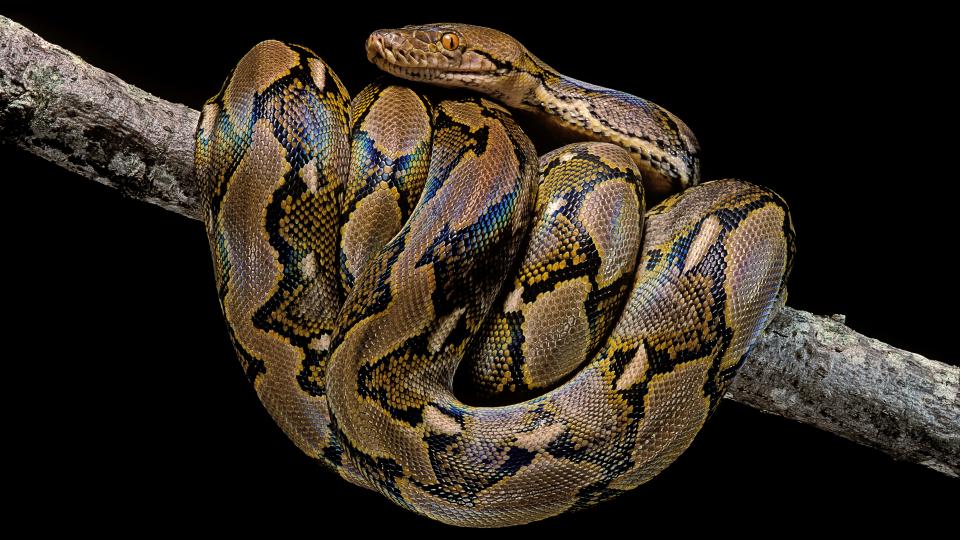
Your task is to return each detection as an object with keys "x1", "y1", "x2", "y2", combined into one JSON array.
[{"x1": 3, "y1": 6, "x2": 955, "y2": 534}]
